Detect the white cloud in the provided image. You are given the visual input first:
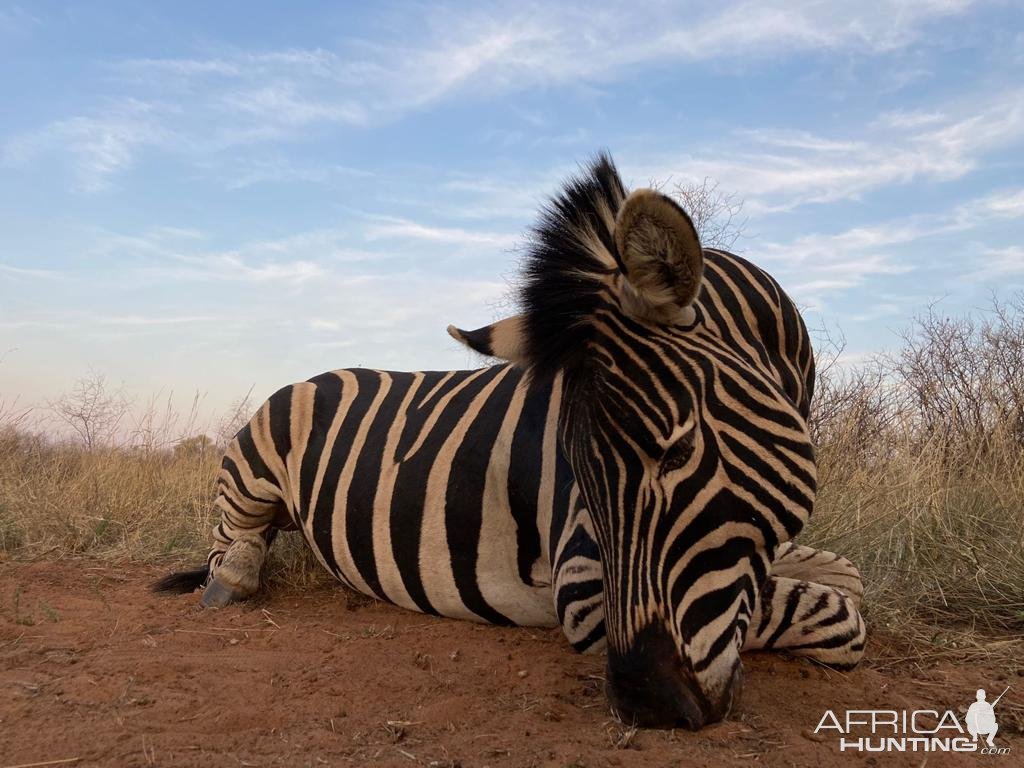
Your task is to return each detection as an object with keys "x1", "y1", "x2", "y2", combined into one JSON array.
[
  {"x1": 2, "y1": 99, "x2": 168, "y2": 192},
  {"x1": 309, "y1": 319, "x2": 340, "y2": 331},
  {"x1": 209, "y1": 254, "x2": 324, "y2": 283},
  {"x1": 375, "y1": 0, "x2": 978, "y2": 105},
  {"x1": 627, "y1": 89, "x2": 1024, "y2": 214},
  {"x1": 874, "y1": 109, "x2": 947, "y2": 129},
  {"x1": 435, "y1": 174, "x2": 559, "y2": 221},
  {"x1": 973, "y1": 189, "x2": 1024, "y2": 220},
  {"x1": 84, "y1": 227, "x2": 332, "y2": 284},
  {"x1": 231, "y1": 229, "x2": 379, "y2": 263},
  {"x1": 218, "y1": 83, "x2": 368, "y2": 127},
  {"x1": 0, "y1": 264, "x2": 64, "y2": 280},
  {"x1": 212, "y1": 156, "x2": 375, "y2": 190},
  {"x1": 0, "y1": 312, "x2": 218, "y2": 331},
  {"x1": 94, "y1": 314, "x2": 217, "y2": 326},
  {"x1": 755, "y1": 185, "x2": 1024, "y2": 306},
  {"x1": 964, "y1": 246, "x2": 1024, "y2": 282},
  {"x1": 363, "y1": 217, "x2": 518, "y2": 248},
  {"x1": 307, "y1": 339, "x2": 357, "y2": 350},
  {"x1": 5, "y1": 1, "x2": 994, "y2": 195},
  {"x1": 987, "y1": 246, "x2": 1024, "y2": 274}
]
